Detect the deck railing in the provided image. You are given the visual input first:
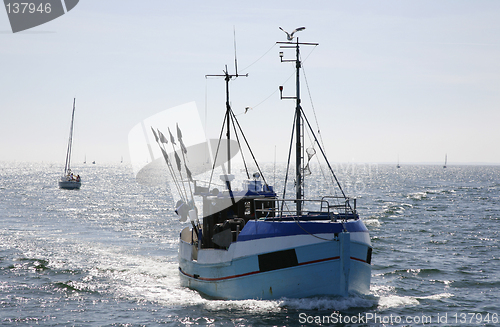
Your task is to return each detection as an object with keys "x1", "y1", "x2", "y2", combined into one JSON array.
[{"x1": 253, "y1": 196, "x2": 357, "y2": 221}]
